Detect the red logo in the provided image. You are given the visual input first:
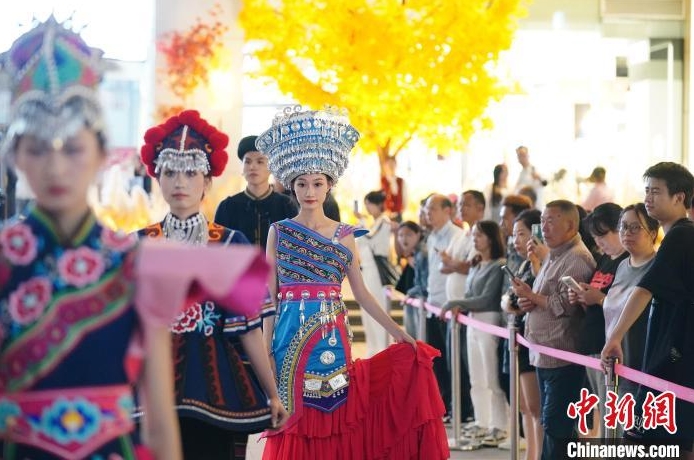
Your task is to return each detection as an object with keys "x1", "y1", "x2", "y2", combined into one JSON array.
[
  {"x1": 604, "y1": 390, "x2": 635, "y2": 431},
  {"x1": 567, "y1": 388, "x2": 599, "y2": 435}
]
